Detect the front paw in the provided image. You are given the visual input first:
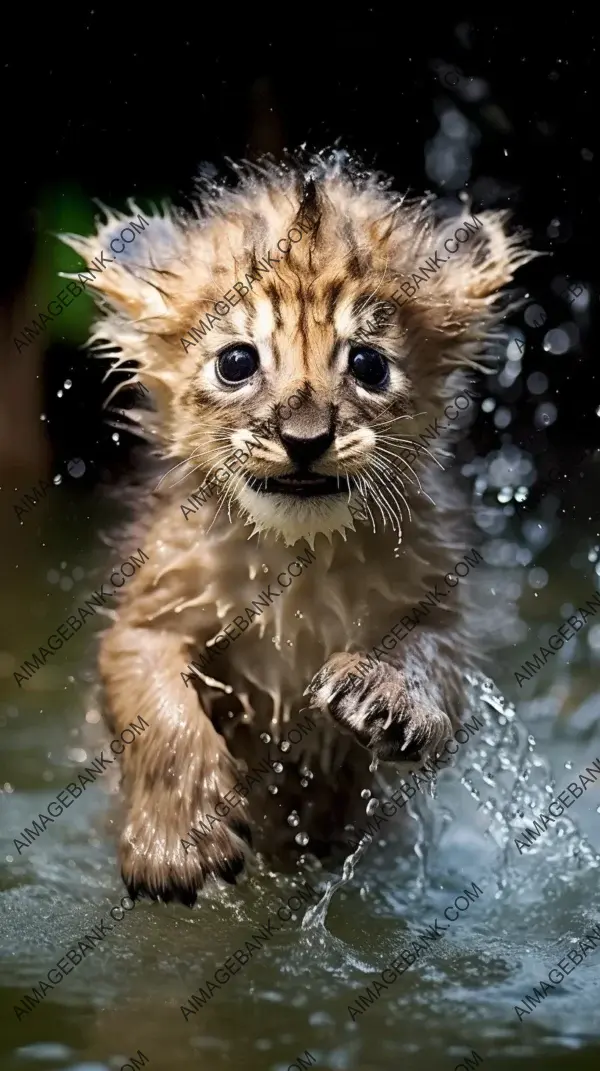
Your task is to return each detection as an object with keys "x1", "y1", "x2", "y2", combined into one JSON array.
[
  {"x1": 120, "y1": 794, "x2": 253, "y2": 908},
  {"x1": 307, "y1": 652, "x2": 451, "y2": 764}
]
